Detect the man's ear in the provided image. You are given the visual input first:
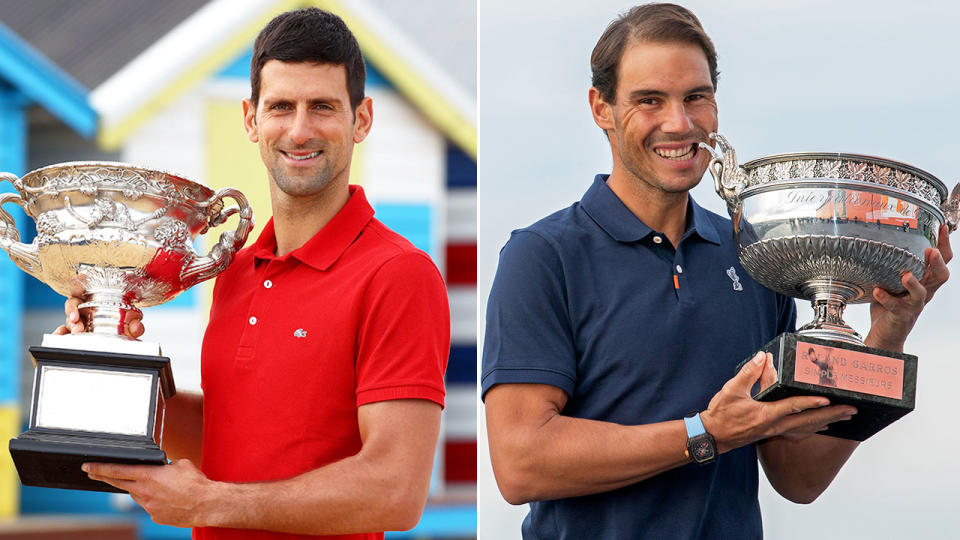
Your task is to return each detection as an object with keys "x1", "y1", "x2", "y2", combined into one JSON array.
[
  {"x1": 589, "y1": 87, "x2": 615, "y2": 132},
  {"x1": 242, "y1": 98, "x2": 258, "y2": 143},
  {"x1": 353, "y1": 96, "x2": 373, "y2": 143}
]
